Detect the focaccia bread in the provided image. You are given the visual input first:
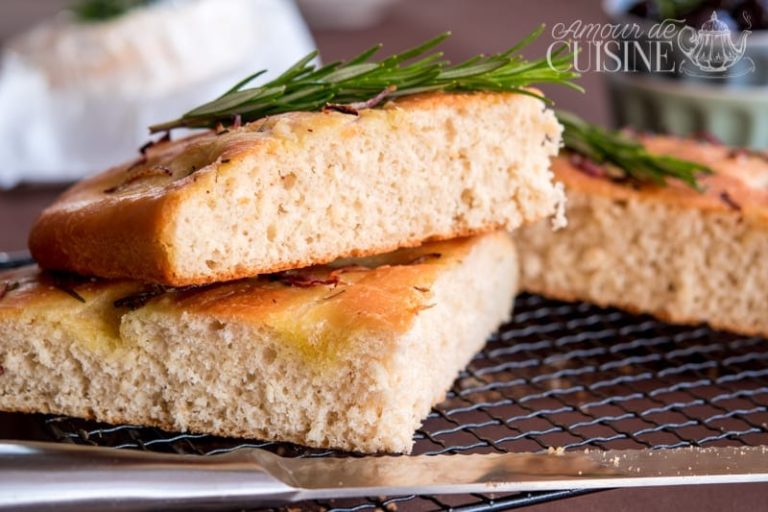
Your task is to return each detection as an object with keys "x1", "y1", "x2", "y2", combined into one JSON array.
[
  {"x1": 0, "y1": 231, "x2": 517, "y2": 454},
  {"x1": 517, "y1": 135, "x2": 768, "y2": 337},
  {"x1": 29, "y1": 91, "x2": 562, "y2": 286}
]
